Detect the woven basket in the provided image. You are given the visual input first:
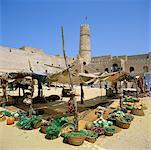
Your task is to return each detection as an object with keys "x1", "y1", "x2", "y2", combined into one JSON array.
[
  {"x1": 104, "y1": 130, "x2": 114, "y2": 136},
  {"x1": 131, "y1": 108, "x2": 145, "y2": 116},
  {"x1": 107, "y1": 117, "x2": 116, "y2": 125},
  {"x1": 115, "y1": 119, "x2": 130, "y2": 129},
  {"x1": 67, "y1": 135, "x2": 86, "y2": 146},
  {"x1": 85, "y1": 137, "x2": 97, "y2": 143}
]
